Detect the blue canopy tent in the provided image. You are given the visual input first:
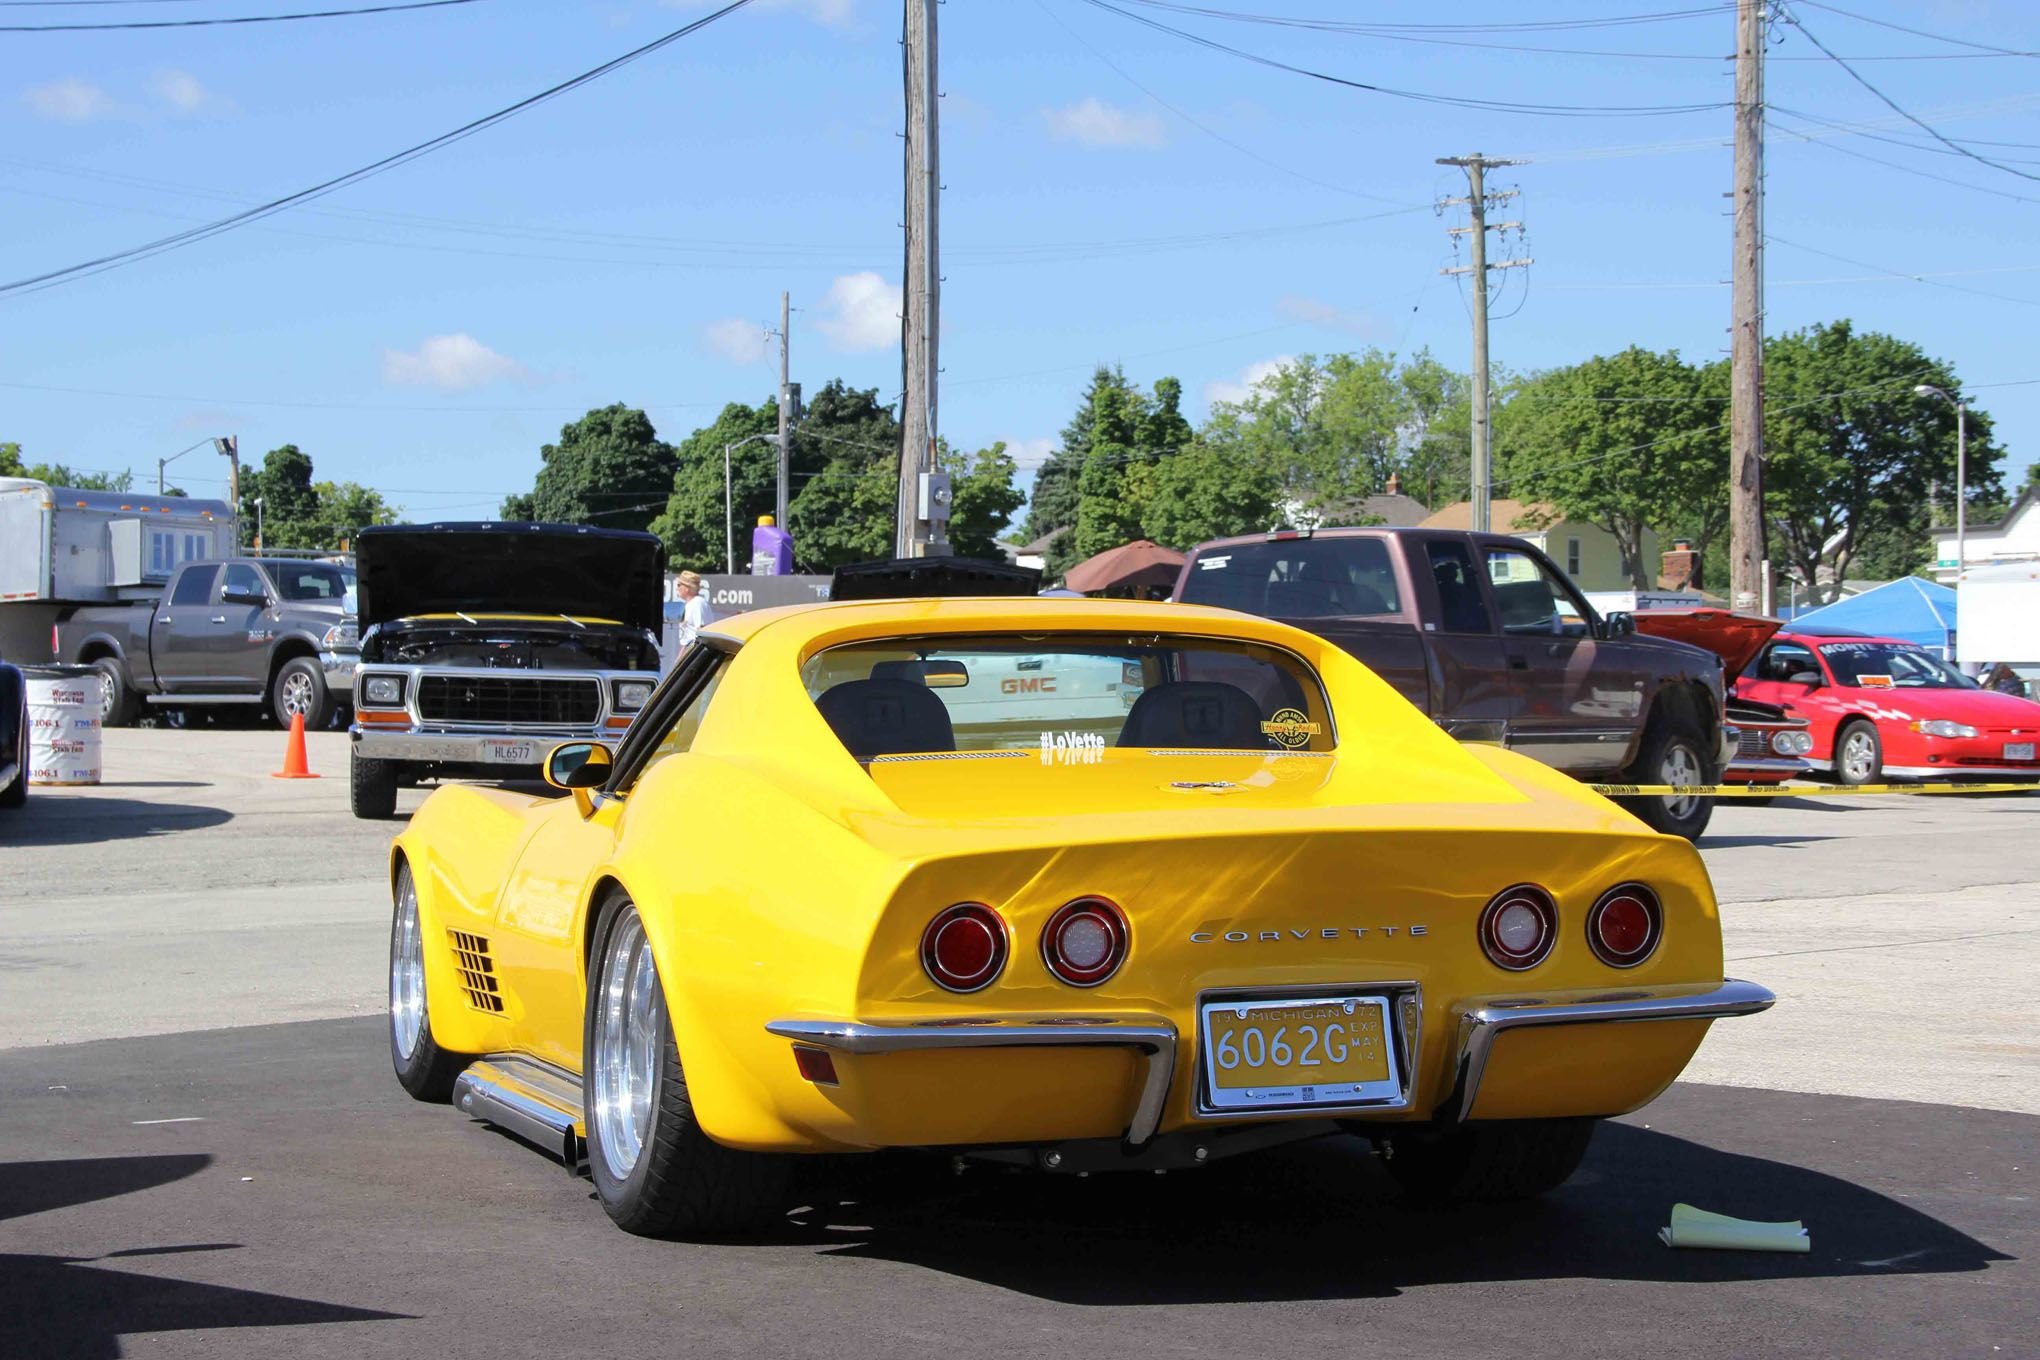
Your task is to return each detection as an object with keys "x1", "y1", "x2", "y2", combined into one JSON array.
[{"x1": 1789, "y1": 577, "x2": 1959, "y2": 658}]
